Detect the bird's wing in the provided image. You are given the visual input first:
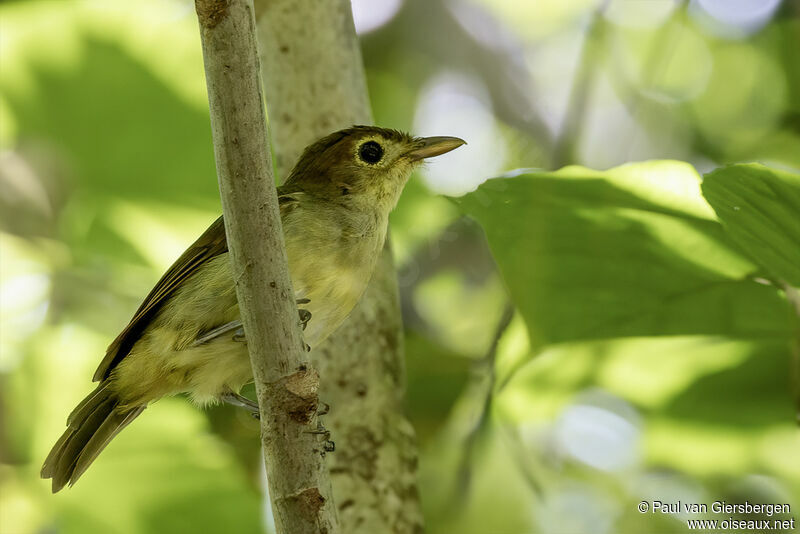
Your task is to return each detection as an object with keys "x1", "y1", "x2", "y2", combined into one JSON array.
[
  {"x1": 92, "y1": 215, "x2": 228, "y2": 381},
  {"x1": 93, "y1": 193, "x2": 303, "y2": 382}
]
